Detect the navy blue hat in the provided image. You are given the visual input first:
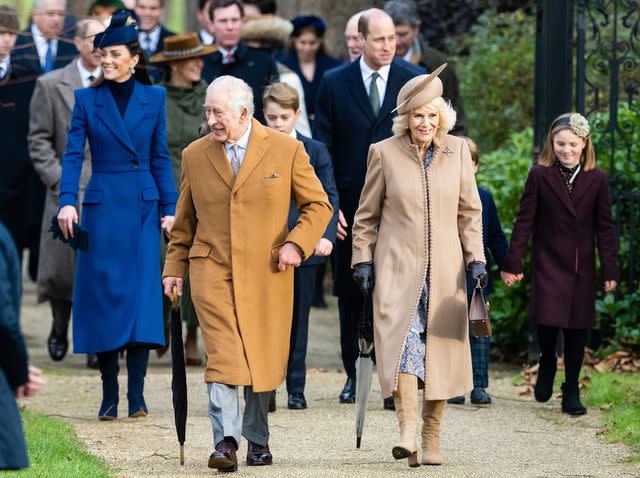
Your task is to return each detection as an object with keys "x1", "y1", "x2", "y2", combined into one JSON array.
[
  {"x1": 94, "y1": 10, "x2": 139, "y2": 49},
  {"x1": 290, "y1": 15, "x2": 326, "y2": 36}
]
